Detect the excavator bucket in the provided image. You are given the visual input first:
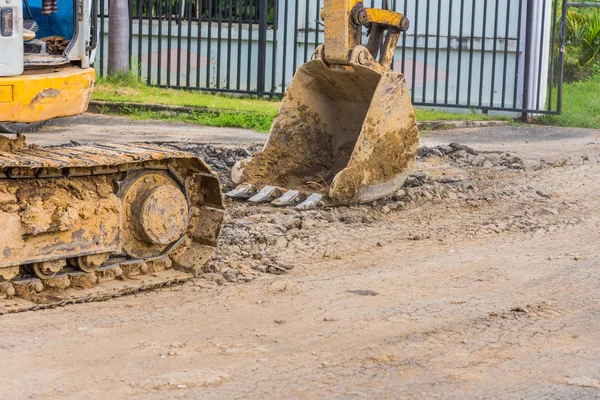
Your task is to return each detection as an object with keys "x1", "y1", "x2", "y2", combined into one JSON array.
[
  {"x1": 233, "y1": 55, "x2": 418, "y2": 204},
  {"x1": 229, "y1": 1, "x2": 419, "y2": 206}
]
